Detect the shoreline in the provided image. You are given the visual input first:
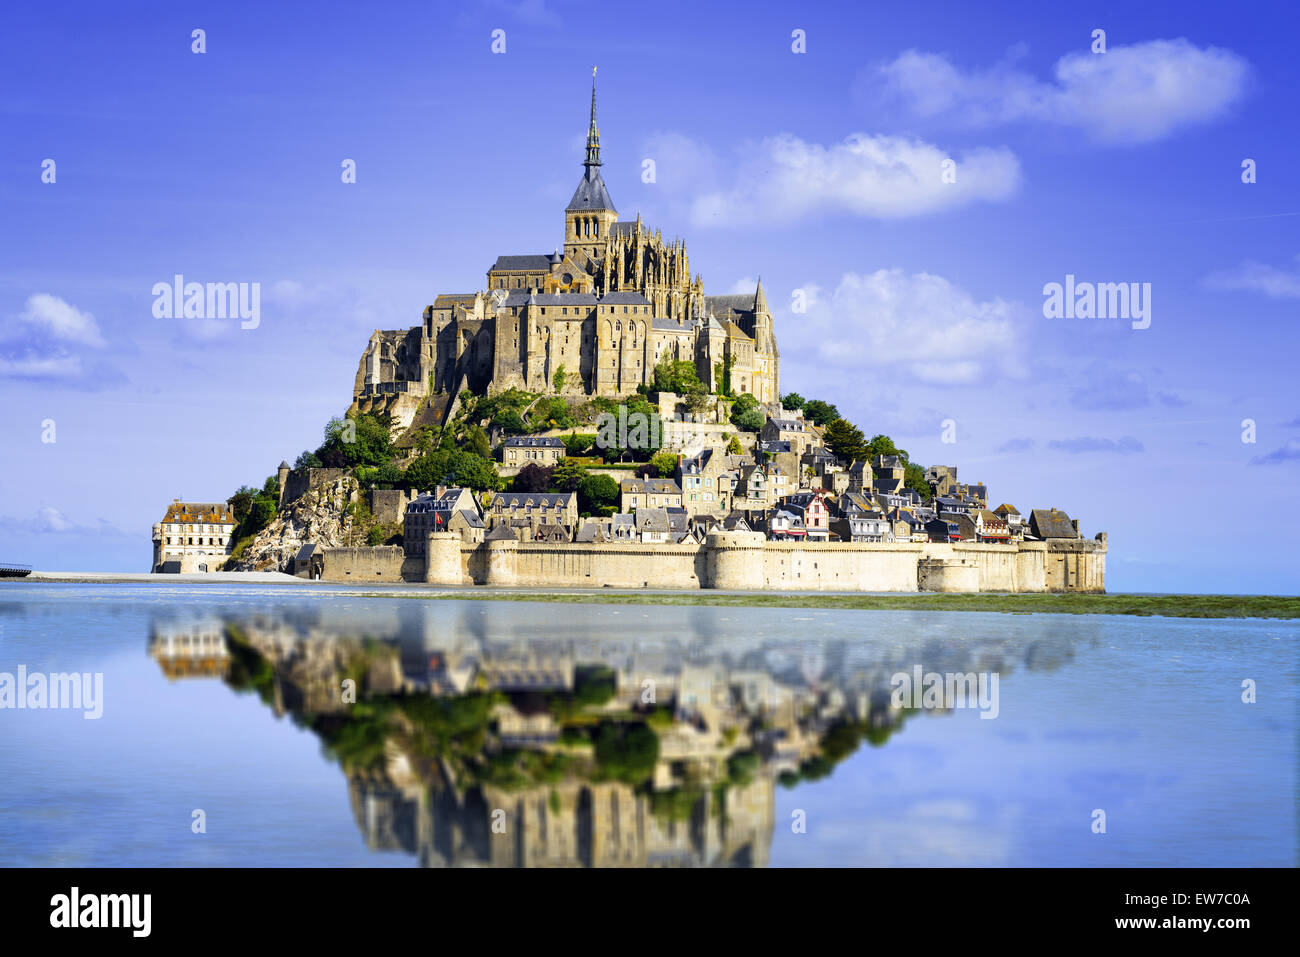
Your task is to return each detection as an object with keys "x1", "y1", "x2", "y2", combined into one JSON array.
[{"x1": 9, "y1": 571, "x2": 1299, "y2": 619}]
